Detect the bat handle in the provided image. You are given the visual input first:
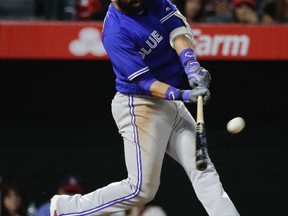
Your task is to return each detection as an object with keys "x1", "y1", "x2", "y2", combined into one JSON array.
[{"x1": 197, "y1": 96, "x2": 204, "y2": 124}]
